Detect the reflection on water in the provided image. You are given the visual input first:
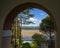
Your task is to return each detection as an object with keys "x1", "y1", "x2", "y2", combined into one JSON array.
[{"x1": 22, "y1": 36, "x2": 32, "y2": 41}]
